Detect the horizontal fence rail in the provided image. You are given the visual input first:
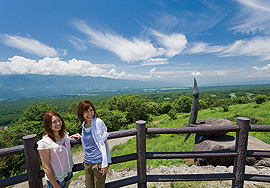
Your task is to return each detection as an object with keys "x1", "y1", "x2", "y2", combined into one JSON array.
[
  {"x1": 146, "y1": 150, "x2": 238, "y2": 159},
  {"x1": 146, "y1": 125, "x2": 240, "y2": 134},
  {"x1": 0, "y1": 145, "x2": 24, "y2": 157},
  {"x1": 1, "y1": 117, "x2": 270, "y2": 188}
]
